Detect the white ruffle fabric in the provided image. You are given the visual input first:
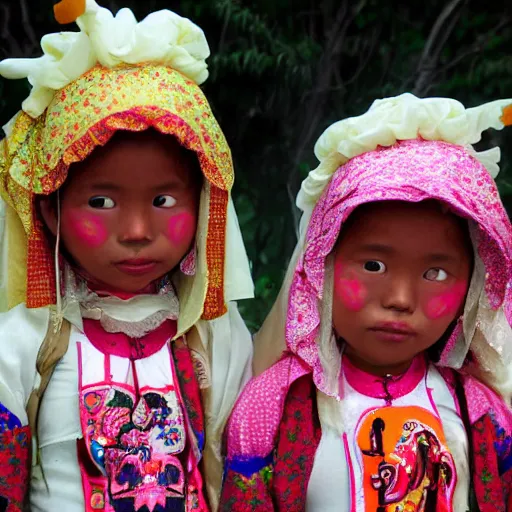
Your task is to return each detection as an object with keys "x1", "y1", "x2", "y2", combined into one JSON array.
[
  {"x1": 0, "y1": 0, "x2": 210, "y2": 117},
  {"x1": 297, "y1": 94, "x2": 511, "y2": 210}
]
